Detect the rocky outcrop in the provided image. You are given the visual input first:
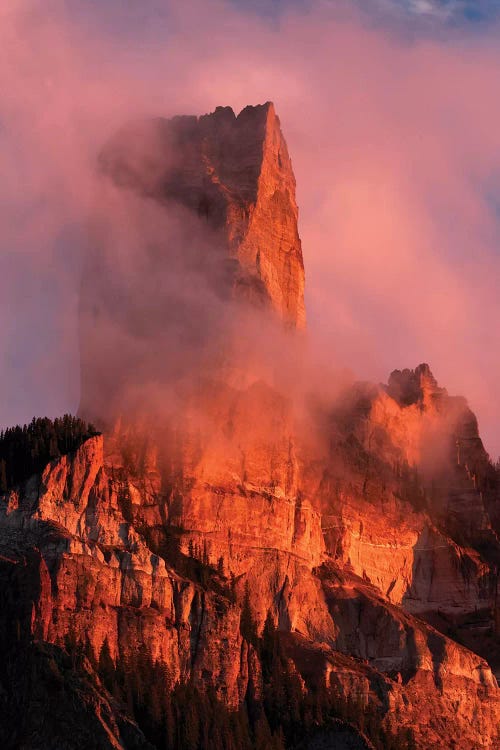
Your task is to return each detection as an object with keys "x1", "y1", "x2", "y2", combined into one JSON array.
[
  {"x1": 98, "y1": 102, "x2": 305, "y2": 329},
  {"x1": 0, "y1": 541, "x2": 152, "y2": 750},
  {"x1": 79, "y1": 103, "x2": 305, "y2": 423},
  {"x1": 316, "y1": 364, "x2": 500, "y2": 688}
]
